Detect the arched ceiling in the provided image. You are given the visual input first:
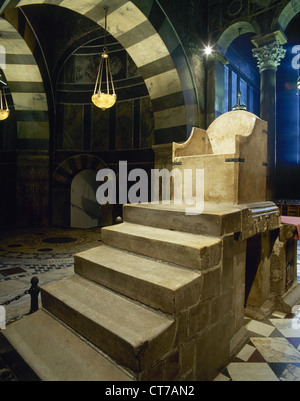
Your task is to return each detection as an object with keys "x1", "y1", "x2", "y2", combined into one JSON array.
[{"x1": 1, "y1": 0, "x2": 199, "y2": 144}]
